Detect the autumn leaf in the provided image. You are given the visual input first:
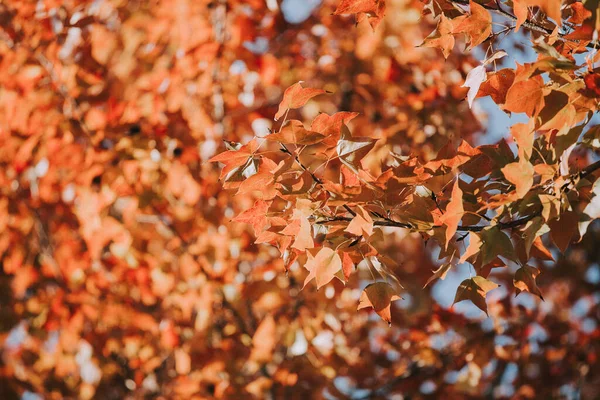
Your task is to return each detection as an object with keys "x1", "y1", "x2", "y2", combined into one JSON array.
[
  {"x1": 504, "y1": 76, "x2": 546, "y2": 117},
  {"x1": 341, "y1": 251, "x2": 354, "y2": 281},
  {"x1": 578, "y1": 179, "x2": 600, "y2": 239},
  {"x1": 459, "y1": 232, "x2": 482, "y2": 263},
  {"x1": 345, "y1": 205, "x2": 374, "y2": 237},
  {"x1": 334, "y1": 0, "x2": 380, "y2": 14},
  {"x1": 524, "y1": 0, "x2": 562, "y2": 26},
  {"x1": 266, "y1": 120, "x2": 326, "y2": 145},
  {"x1": 420, "y1": 14, "x2": 456, "y2": 59},
  {"x1": 548, "y1": 210, "x2": 579, "y2": 253},
  {"x1": 336, "y1": 124, "x2": 376, "y2": 174},
  {"x1": 480, "y1": 227, "x2": 517, "y2": 265},
  {"x1": 513, "y1": 0, "x2": 529, "y2": 32},
  {"x1": 232, "y1": 200, "x2": 272, "y2": 236},
  {"x1": 209, "y1": 138, "x2": 260, "y2": 181},
  {"x1": 357, "y1": 282, "x2": 401, "y2": 325},
  {"x1": 568, "y1": 2, "x2": 592, "y2": 25},
  {"x1": 250, "y1": 315, "x2": 277, "y2": 363},
  {"x1": 501, "y1": 159, "x2": 534, "y2": 198},
  {"x1": 439, "y1": 179, "x2": 464, "y2": 248},
  {"x1": 510, "y1": 121, "x2": 535, "y2": 161},
  {"x1": 514, "y1": 265, "x2": 544, "y2": 300},
  {"x1": 302, "y1": 247, "x2": 342, "y2": 290},
  {"x1": 275, "y1": 82, "x2": 326, "y2": 121},
  {"x1": 423, "y1": 262, "x2": 453, "y2": 288},
  {"x1": 453, "y1": 0, "x2": 492, "y2": 50},
  {"x1": 477, "y1": 69, "x2": 515, "y2": 105},
  {"x1": 462, "y1": 65, "x2": 486, "y2": 108},
  {"x1": 453, "y1": 276, "x2": 499, "y2": 316},
  {"x1": 334, "y1": 0, "x2": 387, "y2": 30}
]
